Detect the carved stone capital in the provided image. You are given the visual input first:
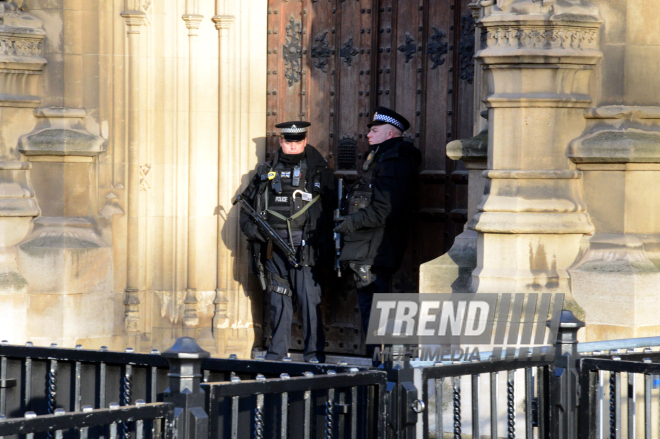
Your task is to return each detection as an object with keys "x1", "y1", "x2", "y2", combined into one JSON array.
[
  {"x1": 19, "y1": 108, "x2": 105, "y2": 158},
  {"x1": 212, "y1": 15, "x2": 234, "y2": 31},
  {"x1": 120, "y1": 11, "x2": 146, "y2": 34},
  {"x1": 569, "y1": 106, "x2": 660, "y2": 164},
  {"x1": 477, "y1": 21, "x2": 602, "y2": 66},
  {"x1": 182, "y1": 14, "x2": 203, "y2": 35}
]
